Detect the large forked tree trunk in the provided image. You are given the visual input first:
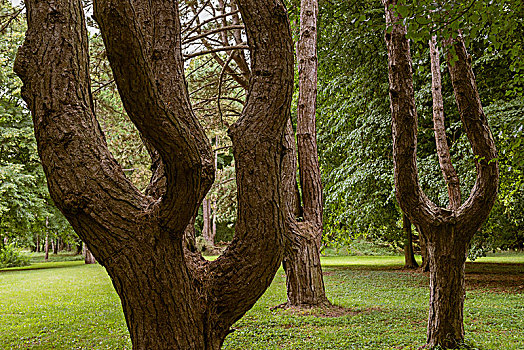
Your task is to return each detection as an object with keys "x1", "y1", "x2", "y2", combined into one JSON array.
[
  {"x1": 15, "y1": 0, "x2": 293, "y2": 348},
  {"x1": 382, "y1": 1, "x2": 499, "y2": 348},
  {"x1": 280, "y1": 0, "x2": 330, "y2": 308}
]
